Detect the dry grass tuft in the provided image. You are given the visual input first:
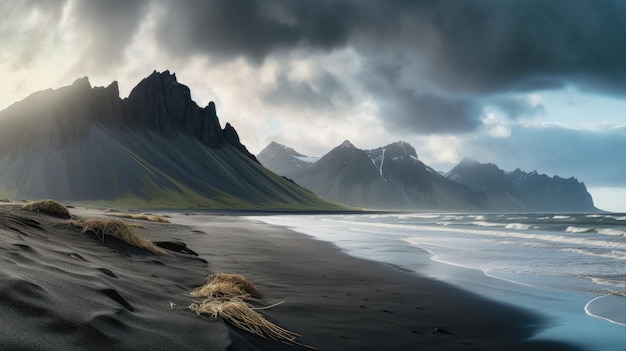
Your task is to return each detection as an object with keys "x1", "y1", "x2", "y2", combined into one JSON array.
[
  {"x1": 190, "y1": 298, "x2": 300, "y2": 343},
  {"x1": 22, "y1": 199, "x2": 70, "y2": 217},
  {"x1": 191, "y1": 273, "x2": 261, "y2": 300},
  {"x1": 0, "y1": 198, "x2": 10, "y2": 203},
  {"x1": 188, "y1": 273, "x2": 310, "y2": 347},
  {"x1": 111, "y1": 213, "x2": 171, "y2": 223},
  {"x1": 82, "y1": 218, "x2": 167, "y2": 255}
]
